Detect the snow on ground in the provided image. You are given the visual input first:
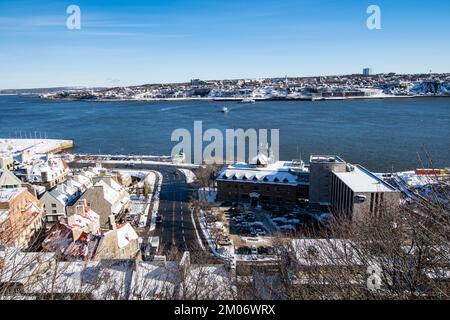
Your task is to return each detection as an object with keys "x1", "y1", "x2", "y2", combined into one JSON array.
[
  {"x1": 198, "y1": 210, "x2": 232, "y2": 261},
  {"x1": 178, "y1": 169, "x2": 197, "y2": 183},
  {"x1": 0, "y1": 138, "x2": 73, "y2": 156},
  {"x1": 115, "y1": 169, "x2": 160, "y2": 230},
  {"x1": 198, "y1": 188, "x2": 217, "y2": 203},
  {"x1": 398, "y1": 171, "x2": 437, "y2": 188}
]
